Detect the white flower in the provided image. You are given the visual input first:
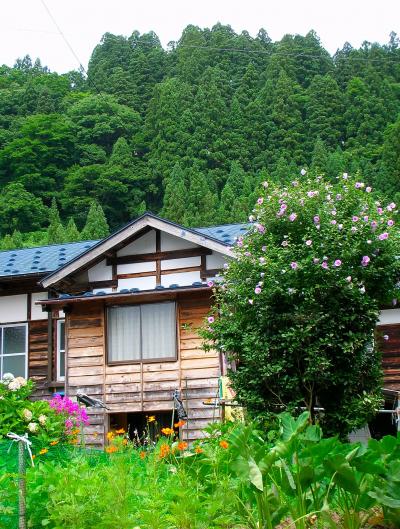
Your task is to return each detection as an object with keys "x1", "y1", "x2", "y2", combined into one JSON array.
[
  {"x1": 27, "y1": 422, "x2": 38, "y2": 433},
  {"x1": 8, "y1": 380, "x2": 21, "y2": 391},
  {"x1": 2, "y1": 372, "x2": 14, "y2": 384},
  {"x1": 38, "y1": 415, "x2": 47, "y2": 426},
  {"x1": 15, "y1": 377, "x2": 27, "y2": 386},
  {"x1": 23, "y1": 409, "x2": 33, "y2": 422},
  {"x1": 300, "y1": 168, "x2": 307, "y2": 176},
  {"x1": 359, "y1": 286, "x2": 366, "y2": 294}
]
